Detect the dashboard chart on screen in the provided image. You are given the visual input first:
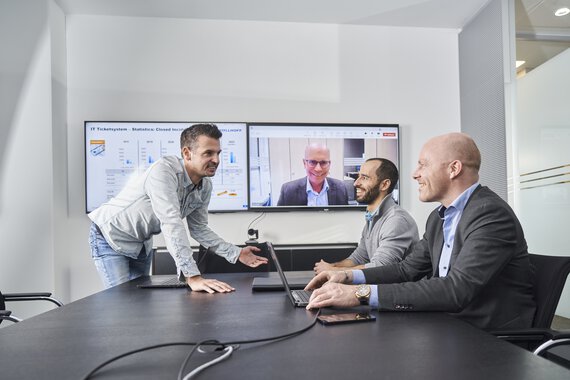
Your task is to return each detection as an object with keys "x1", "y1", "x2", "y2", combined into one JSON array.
[{"x1": 84, "y1": 121, "x2": 248, "y2": 213}]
